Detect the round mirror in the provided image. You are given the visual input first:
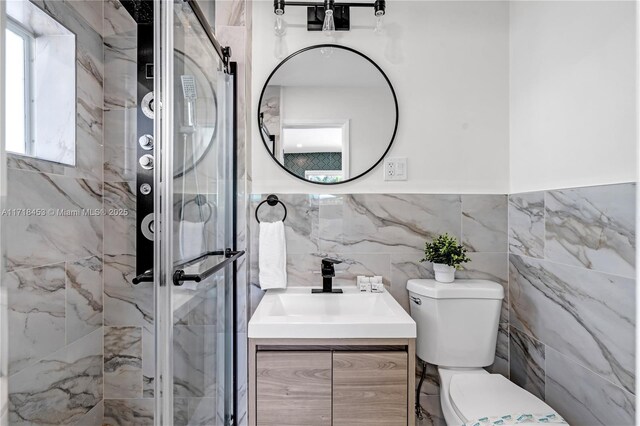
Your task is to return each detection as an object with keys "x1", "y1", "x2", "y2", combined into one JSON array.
[
  {"x1": 258, "y1": 45, "x2": 398, "y2": 184},
  {"x1": 173, "y1": 49, "x2": 218, "y2": 178}
]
